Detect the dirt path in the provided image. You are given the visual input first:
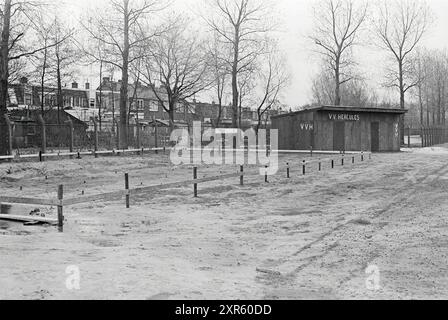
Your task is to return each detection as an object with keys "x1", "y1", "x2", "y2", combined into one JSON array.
[{"x1": 0, "y1": 149, "x2": 447, "y2": 299}]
